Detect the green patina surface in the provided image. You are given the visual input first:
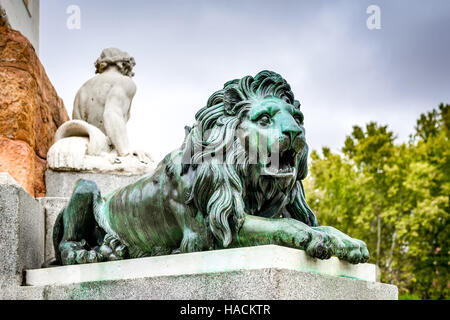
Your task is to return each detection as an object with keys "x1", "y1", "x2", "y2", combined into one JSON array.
[{"x1": 338, "y1": 275, "x2": 359, "y2": 280}]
